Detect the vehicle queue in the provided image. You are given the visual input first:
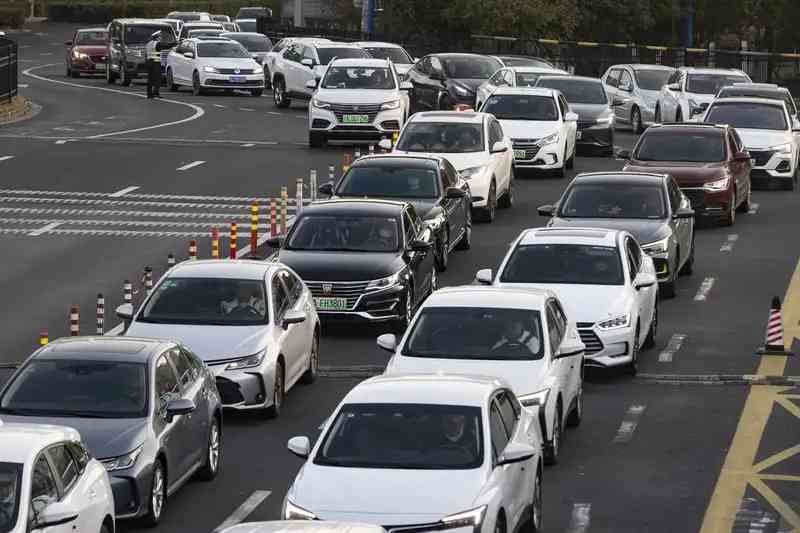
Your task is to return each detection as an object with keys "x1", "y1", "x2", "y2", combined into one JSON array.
[{"x1": 1, "y1": 12, "x2": 798, "y2": 533}]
